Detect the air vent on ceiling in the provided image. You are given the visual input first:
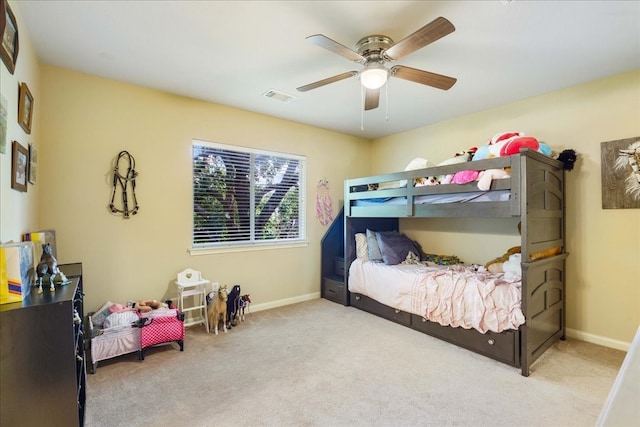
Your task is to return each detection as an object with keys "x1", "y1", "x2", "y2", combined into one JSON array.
[{"x1": 262, "y1": 89, "x2": 297, "y2": 103}]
